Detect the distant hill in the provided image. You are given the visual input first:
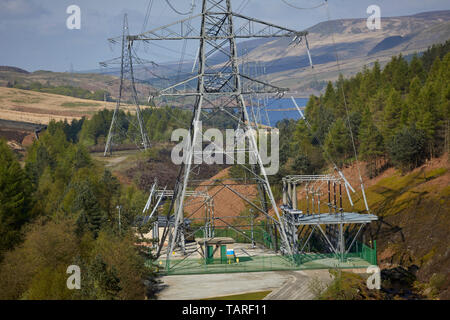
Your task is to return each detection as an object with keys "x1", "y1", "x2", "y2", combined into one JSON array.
[
  {"x1": 11, "y1": 10, "x2": 448, "y2": 99},
  {"x1": 0, "y1": 68, "x2": 154, "y2": 103},
  {"x1": 368, "y1": 35, "x2": 409, "y2": 55},
  {"x1": 242, "y1": 10, "x2": 450, "y2": 96},
  {"x1": 114, "y1": 10, "x2": 450, "y2": 97},
  {"x1": 0, "y1": 86, "x2": 136, "y2": 125},
  {"x1": 0, "y1": 66, "x2": 29, "y2": 74}
]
